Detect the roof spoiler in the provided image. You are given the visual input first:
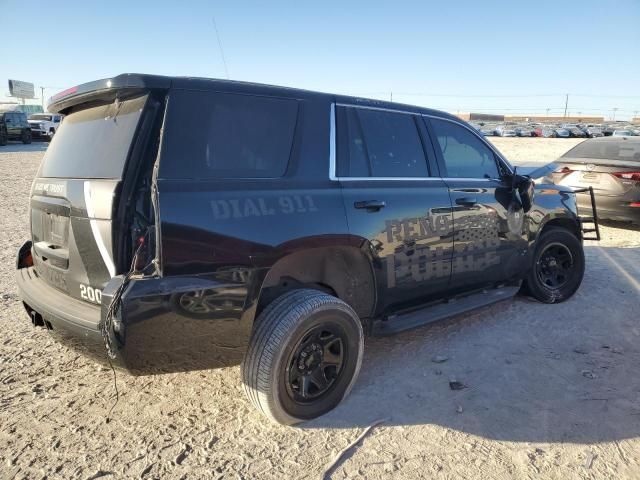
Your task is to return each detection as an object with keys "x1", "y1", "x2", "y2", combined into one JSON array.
[{"x1": 48, "y1": 74, "x2": 172, "y2": 113}]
